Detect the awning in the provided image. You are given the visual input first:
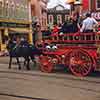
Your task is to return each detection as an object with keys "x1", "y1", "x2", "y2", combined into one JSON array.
[{"x1": 9, "y1": 28, "x2": 30, "y2": 33}]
